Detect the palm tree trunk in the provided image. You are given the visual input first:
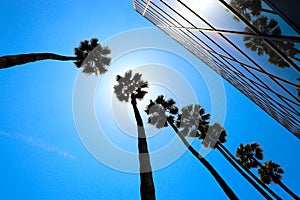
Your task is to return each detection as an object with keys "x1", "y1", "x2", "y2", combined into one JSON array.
[
  {"x1": 215, "y1": 143, "x2": 274, "y2": 199},
  {"x1": 0, "y1": 53, "x2": 78, "y2": 69},
  {"x1": 292, "y1": 56, "x2": 300, "y2": 62},
  {"x1": 218, "y1": 142, "x2": 282, "y2": 200},
  {"x1": 131, "y1": 96, "x2": 156, "y2": 200},
  {"x1": 167, "y1": 118, "x2": 238, "y2": 200},
  {"x1": 277, "y1": 181, "x2": 299, "y2": 200}
]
